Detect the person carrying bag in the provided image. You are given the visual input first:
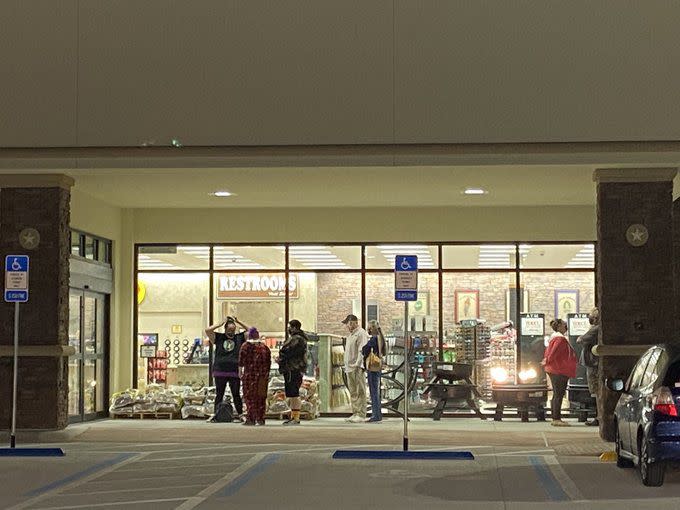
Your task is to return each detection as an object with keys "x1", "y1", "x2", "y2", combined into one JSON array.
[{"x1": 362, "y1": 321, "x2": 386, "y2": 423}]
